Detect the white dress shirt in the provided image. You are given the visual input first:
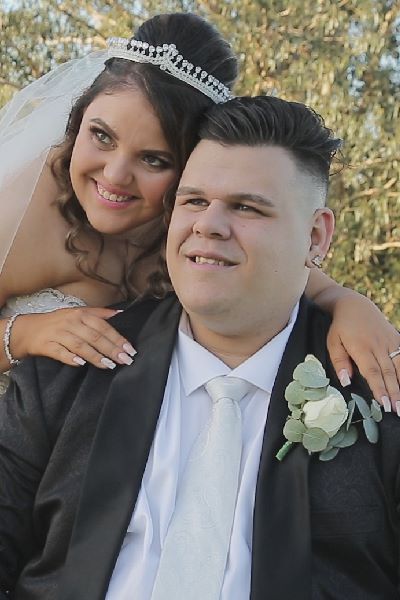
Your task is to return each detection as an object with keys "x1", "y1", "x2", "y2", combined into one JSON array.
[{"x1": 106, "y1": 305, "x2": 298, "y2": 599}]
